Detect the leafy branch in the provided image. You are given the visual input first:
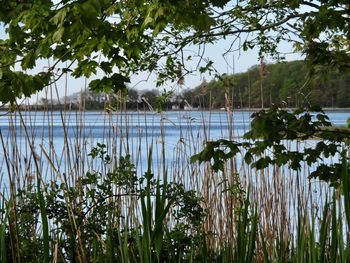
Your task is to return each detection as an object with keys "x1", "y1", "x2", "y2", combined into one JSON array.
[{"x1": 191, "y1": 106, "x2": 350, "y2": 186}]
